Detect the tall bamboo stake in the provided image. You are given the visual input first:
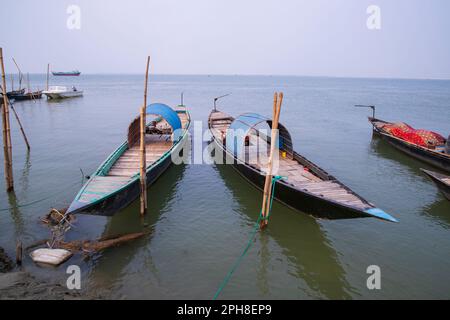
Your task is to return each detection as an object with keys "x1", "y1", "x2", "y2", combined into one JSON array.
[
  {"x1": 139, "y1": 106, "x2": 147, "y2": 216},
  {"x1": 0, "y1": 48, "x2": 14, "y2": 191},
  {"x1": 46, "y1": 63, "x2": 49, "y2": 91},
  {"x1": 260, "y1": 92, "x2": 283, "y2": 229},
  {"x1": 10, "y1": 103, "x2": 30, "y2": 150},
  {"x1": 139, "y1": 56, "x2": 150, "y2": 216}
]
